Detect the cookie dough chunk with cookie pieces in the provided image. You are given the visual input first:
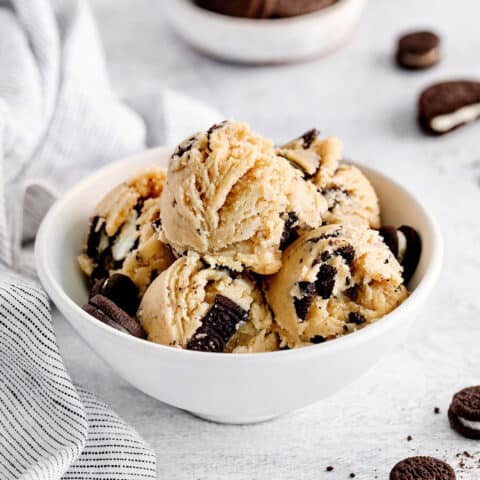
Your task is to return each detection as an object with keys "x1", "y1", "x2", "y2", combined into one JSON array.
[
  {"x1": 78, "y1": 165, "x2": 175, "y2": 293},
  {"x1": 160, "y1": 121, "x2": 326, "y2": 274},
  {"x1": 138, "y1": 252, "x2": 280, "y2": 353},
  {"x1": 265, "y1": 224, "x2": 408, "y2": 347}
]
